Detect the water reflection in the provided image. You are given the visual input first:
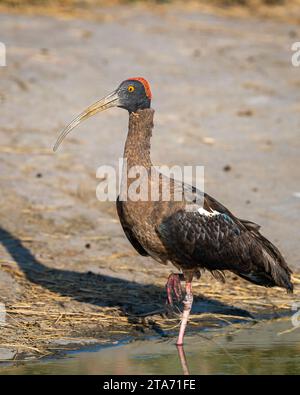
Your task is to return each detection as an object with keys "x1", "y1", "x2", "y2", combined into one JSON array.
[{"x1": 177, "y1": 345, "x2": 190, "y2": 375}]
